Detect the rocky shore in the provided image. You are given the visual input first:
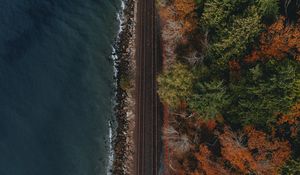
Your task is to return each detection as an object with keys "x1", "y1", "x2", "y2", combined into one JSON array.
[{"x1": 112, "y1": 0, "x2": 137, "y2": 174}]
